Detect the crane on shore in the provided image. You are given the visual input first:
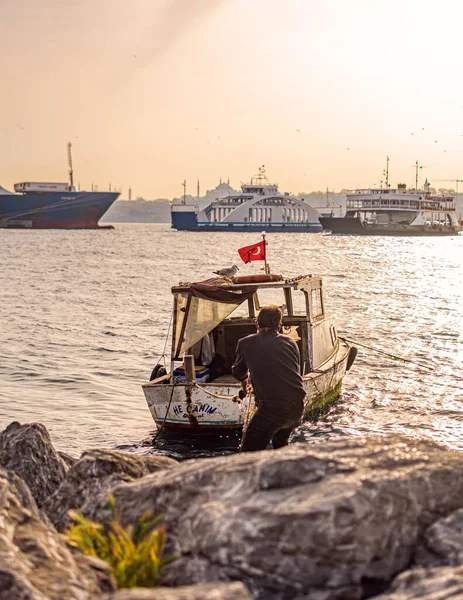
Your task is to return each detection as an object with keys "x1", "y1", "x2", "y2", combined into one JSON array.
[{"x1": 434, "y1": 179, "x2": 463, "y2": 193}]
